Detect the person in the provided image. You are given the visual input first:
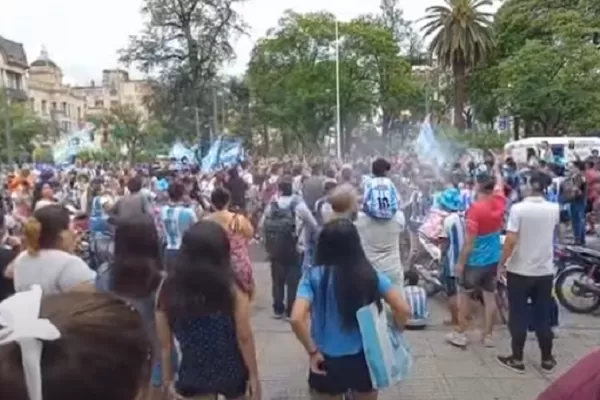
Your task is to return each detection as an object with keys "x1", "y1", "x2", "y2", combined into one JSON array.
[
  {"x1": 224, "y1": 167, "x2": 248, "y2": 212},
  {"x1": 496, "y1": 171, "x2": 559, "y2": 374},
  {"x1": 155, "y1": 220, "x2": 261, "y2": 400},
  {"x1": 446, "y1": 162, "x2": 506, "y2": 348},
  {"x1": 31, "y1": 181, "x2": 56, "y2": 211},
  {"x1": 562, "y1": 161, "x2": 586, "y2": 245},
  {"x1": 0, "y1": 289, "x2": 153, "y2": 400},
  {"x1": 314, "y1": 180, "x2": 338, "y2": 226},
  {"x1": 355, "y1": 176, "x2": 406, "y2": 294},
  {"x1": 290, "y1": 218, "x2": 410, "y2": 399},
  {"x1": 7, "y1": 204, "x2": 95, "y2": 294},
  {"x1": 302, "y1": 163, "x2": 326, "y2": 211},
  {"x1": 160, "y1": 181, "x2": 198, "y2": 270},
  {"x1": 110, "y1": 175, "x2": 154, "y2": 221},
  {"x1": 0, "y1": 211, "x2": 18, "y2": 301},
  {"x1": 95, "y1": 214, "x2": 166, "y2": 390},
  {"x1": 207, "y1": 187, "x2": 255, "y2": 296},
  {"x1": 362, "y1": 158, "x2": 399, "y2": 220},
  {"x1": 260, "y1": 176, "x2": 317, "y2": 319},
  {"x1": 438, "y1": 187, "x2": 466, "y2": 326},
  {"x1": 403, "y1": 268, "x2": 428, "y2": 329}
]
